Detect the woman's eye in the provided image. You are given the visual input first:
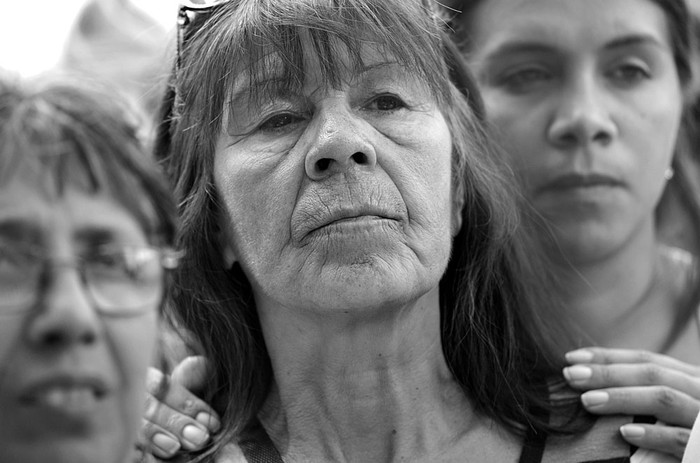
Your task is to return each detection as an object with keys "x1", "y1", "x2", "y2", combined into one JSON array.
[
  {"x1": 500, "y1": 67, "x2": 552, "y2": 92},
  {"x1": 369, "y1": 94, "x2": 406, "y2": 111},
  {"x1": 0, "y1": 246, "x2": 34, "y2": 269},
  {"x1": 258, "y1": 113, "x2": 304, "y2": 132},
  {"x1": 608, "y1": 63, "x2": 650, "y2": 84}
]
